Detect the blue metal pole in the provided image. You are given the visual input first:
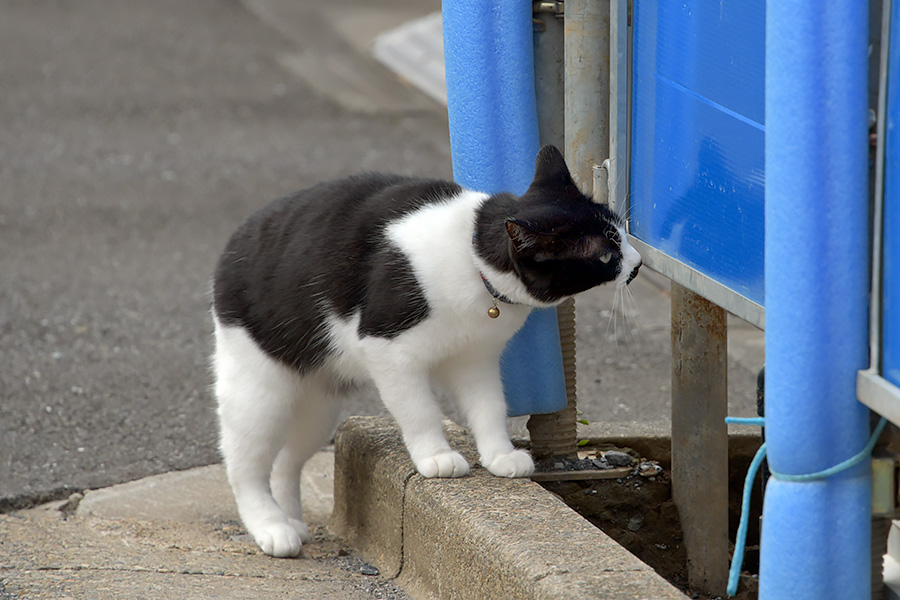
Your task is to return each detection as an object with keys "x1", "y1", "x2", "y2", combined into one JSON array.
[
  {"x1": 442, "y1": 0, "x2": 567, "y2": 416},
  {"x1": 762, "y1": 2, "x2": 871, "y2": 598}
]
